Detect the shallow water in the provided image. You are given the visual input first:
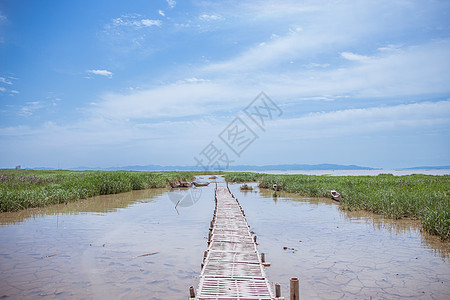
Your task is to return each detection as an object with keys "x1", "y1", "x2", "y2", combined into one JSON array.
[
  {"x1": 254, "y1": 169, "x2": 450, "y2": 176},
  {"x1": 232, "y1": 184, "x2": 450, "y2": 299},
  {"x1": 0, "y1": 179, "x2": 216, "y2": 300},
  {"x1": 0, "y1": 177, "x2": 449, "y2": 299}
]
